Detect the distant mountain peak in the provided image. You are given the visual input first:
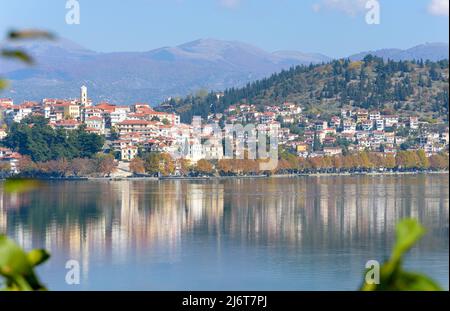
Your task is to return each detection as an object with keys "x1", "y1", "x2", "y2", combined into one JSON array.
[
  {"x1": 272, "y1": 50, "x2": 331, "y2": 64},
  {"x1": 3, "y1": 37, "x2": 95, "y2": 56},
  {"x1": 1, "y1": 38, "x2": 448, "y2": 105},
  {"x1": 350, "y1": 42, "x2": 449, "y2": 61},
  {"x1": 177, "y1": 38, "x2": 272, "y2": 58},
  {"x1": 178, "y1": 38, "x2": 257, "y2": 49}
]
